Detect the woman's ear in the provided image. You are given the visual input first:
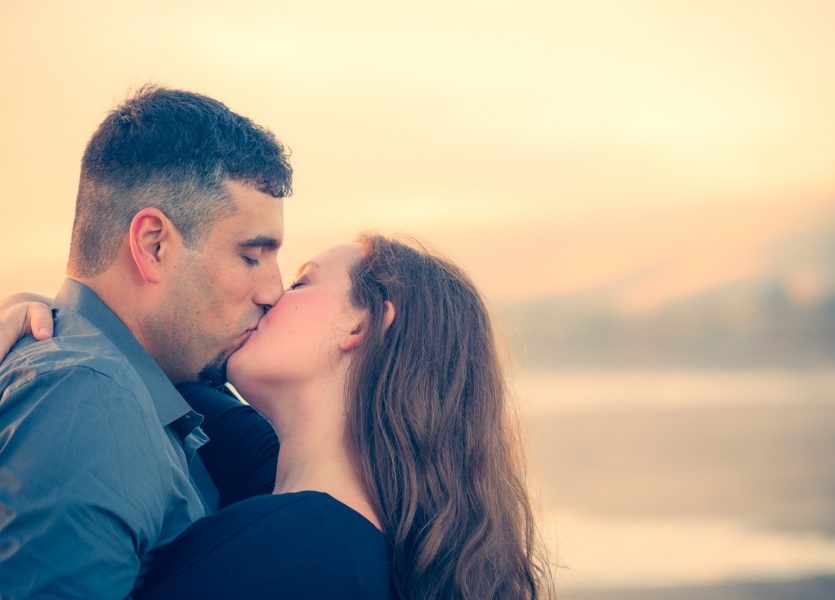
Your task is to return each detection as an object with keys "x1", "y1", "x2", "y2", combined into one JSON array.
[
  {"x1": 339, "y1": 301, "x2": 395, "y2": 352},
  {"x1": 382, "y1": 300, "x2": 395, "y2": 331},
  {"x1": 129, "y1": 208, "x2": 171, "y2": 284},
  {"x1": 339, "y1": 321, "x2": 365, "y2": 351}
]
